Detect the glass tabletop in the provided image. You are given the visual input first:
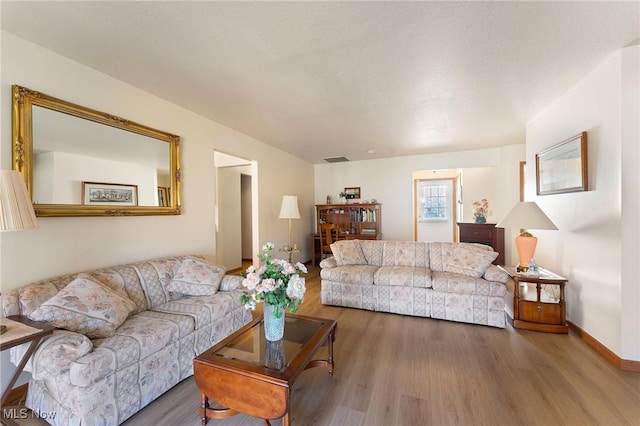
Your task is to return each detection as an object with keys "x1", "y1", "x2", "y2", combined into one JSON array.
[{"x1": 213, "y1": 315, "x2": 325, "y2": 371}]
